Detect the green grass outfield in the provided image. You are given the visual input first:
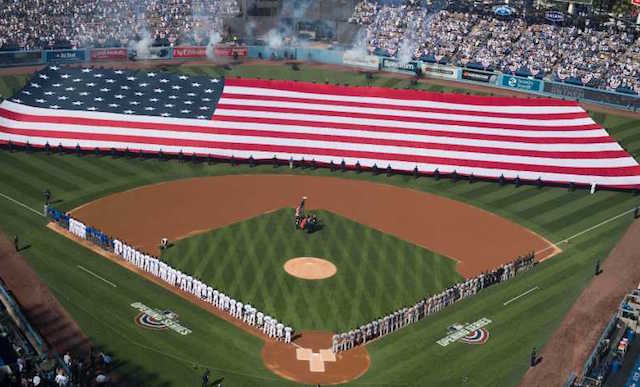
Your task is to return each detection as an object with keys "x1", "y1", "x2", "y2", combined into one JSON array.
[
  {"x1": 0, "y1": 65, "x2": 639, "y2": 386},
  {"x1": 162, "y1": 208, "x2": 462, "y2": 331}
]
